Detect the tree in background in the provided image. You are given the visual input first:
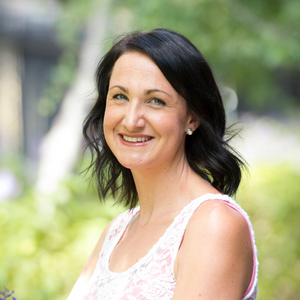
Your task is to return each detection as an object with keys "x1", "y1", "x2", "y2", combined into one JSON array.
[
  {"x1": 114, "y1": 0, "x2": 300, "y2": 115},
  {"x1": 1, "y1": 1, "x2": 300, "y2": 300}
]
